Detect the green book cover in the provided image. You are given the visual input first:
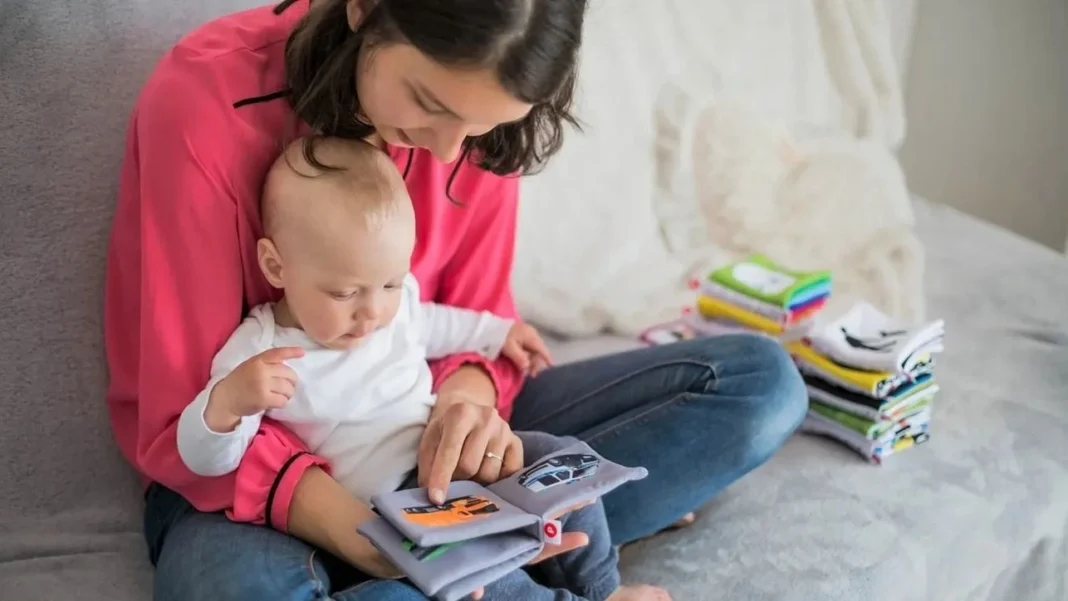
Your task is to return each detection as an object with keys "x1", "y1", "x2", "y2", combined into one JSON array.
[
  {"x1": 710, "y1": 254, "x2": 831, "y2": 307},
  {"x1": 811, "y1": 394, "x2": 933, "y2": 440},
  {"x1": 810, "y1": 401, "x2": 883, "y2": 438}
]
